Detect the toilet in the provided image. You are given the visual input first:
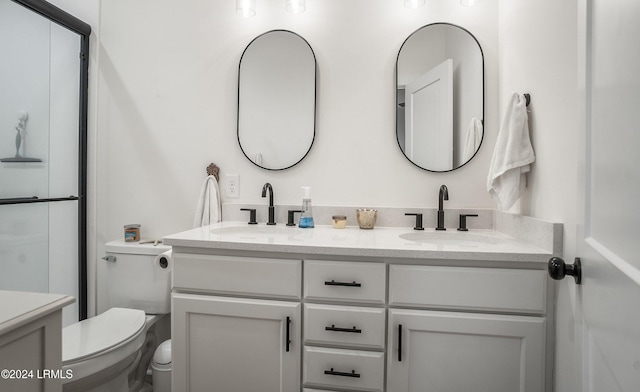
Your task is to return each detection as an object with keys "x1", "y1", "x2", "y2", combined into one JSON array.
[{"x1": 61, "y1": 240, "x2": 172, "y2": 392}]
